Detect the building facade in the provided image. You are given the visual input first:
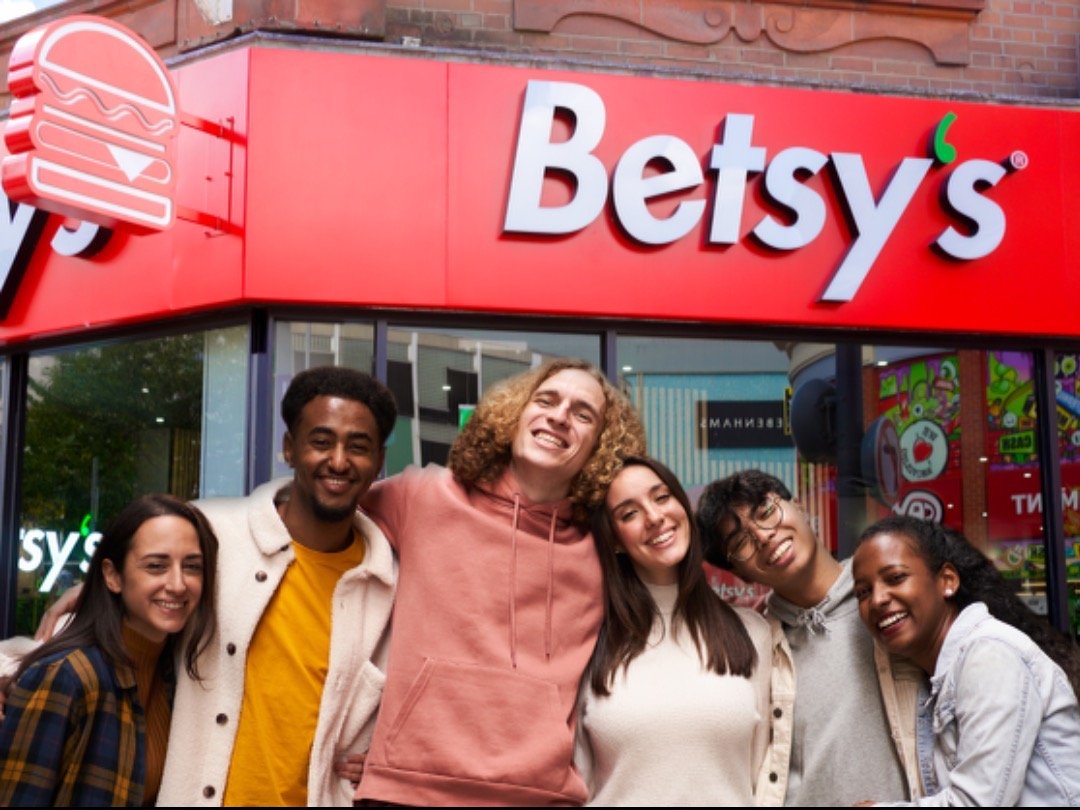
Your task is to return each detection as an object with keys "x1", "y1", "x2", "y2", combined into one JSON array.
[{"x1": 0, "y1": 0, "x2": 1077, "y2": 636}]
